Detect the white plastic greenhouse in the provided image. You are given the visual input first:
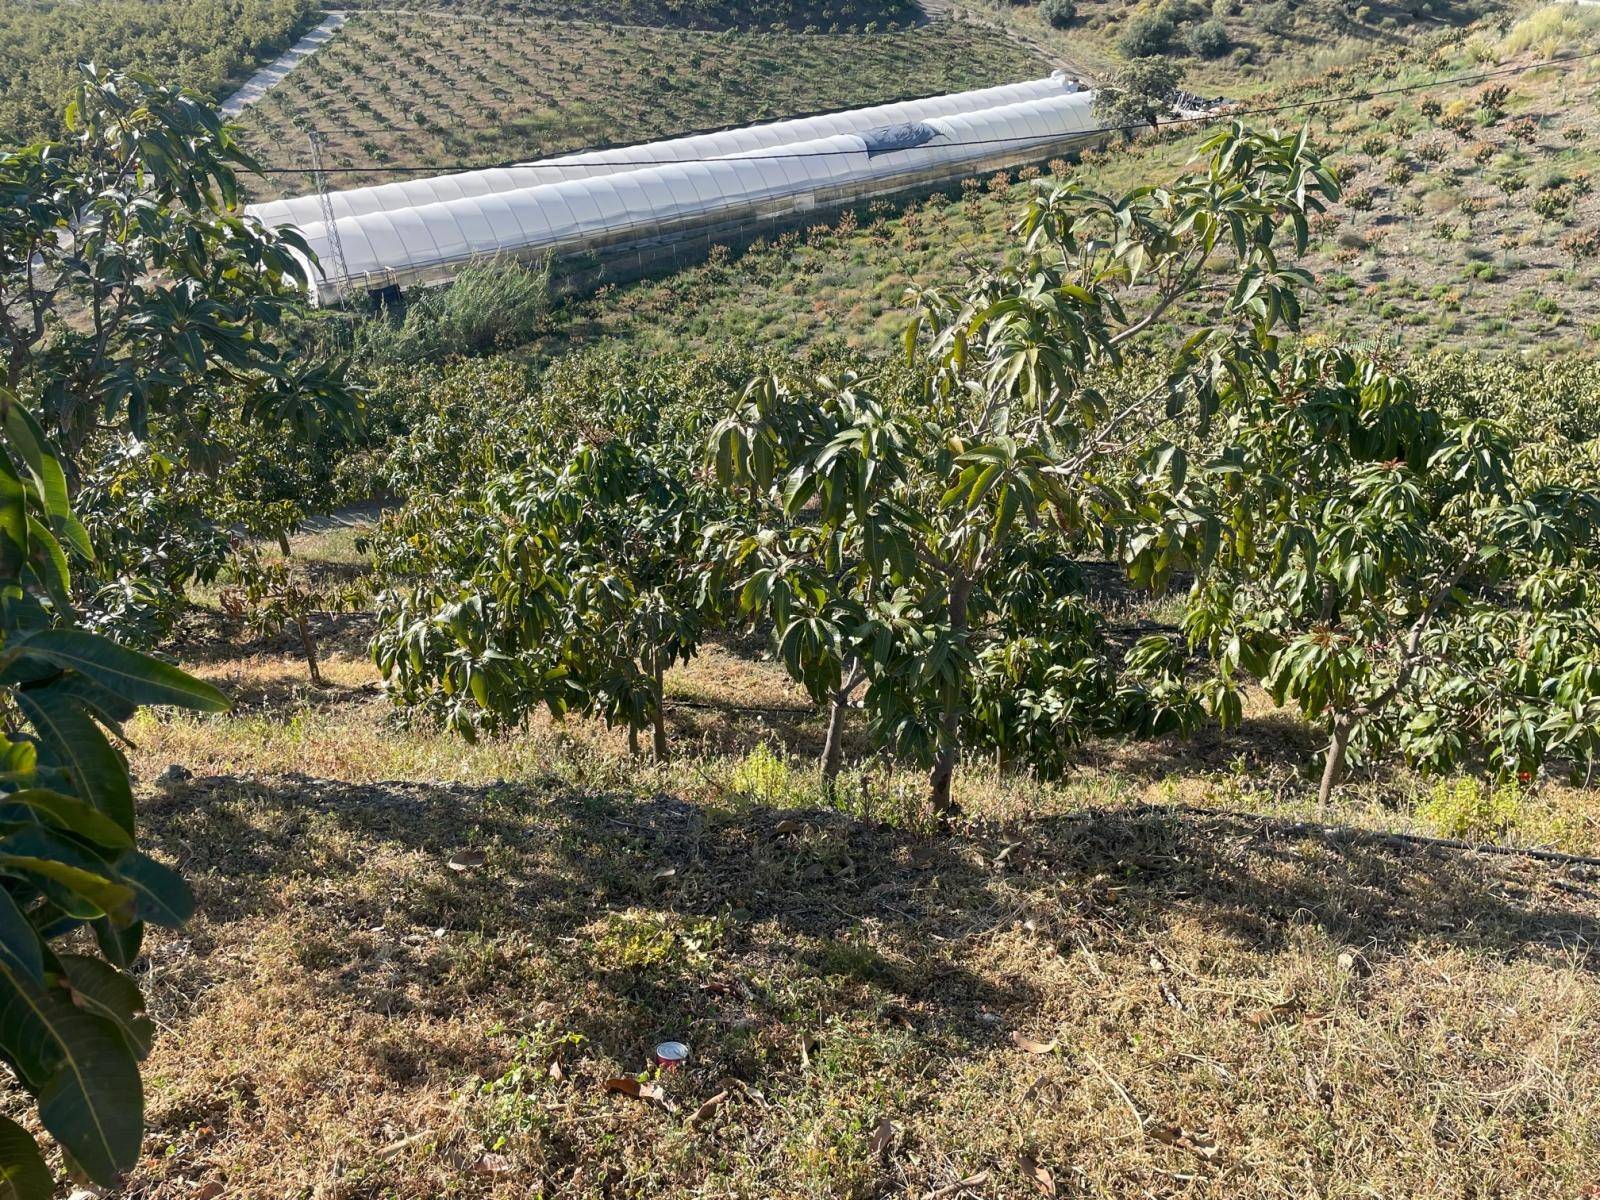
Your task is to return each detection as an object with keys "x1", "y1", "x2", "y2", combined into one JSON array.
[{"x1": 252, "y1": 75, "x2": 1101, "y2": 305}]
